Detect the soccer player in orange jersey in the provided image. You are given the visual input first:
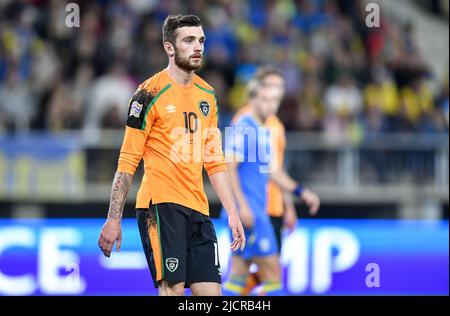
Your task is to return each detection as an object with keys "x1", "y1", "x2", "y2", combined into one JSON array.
[{"x1": 98, "y1": 15, "x2": 245, "y2": 296}]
